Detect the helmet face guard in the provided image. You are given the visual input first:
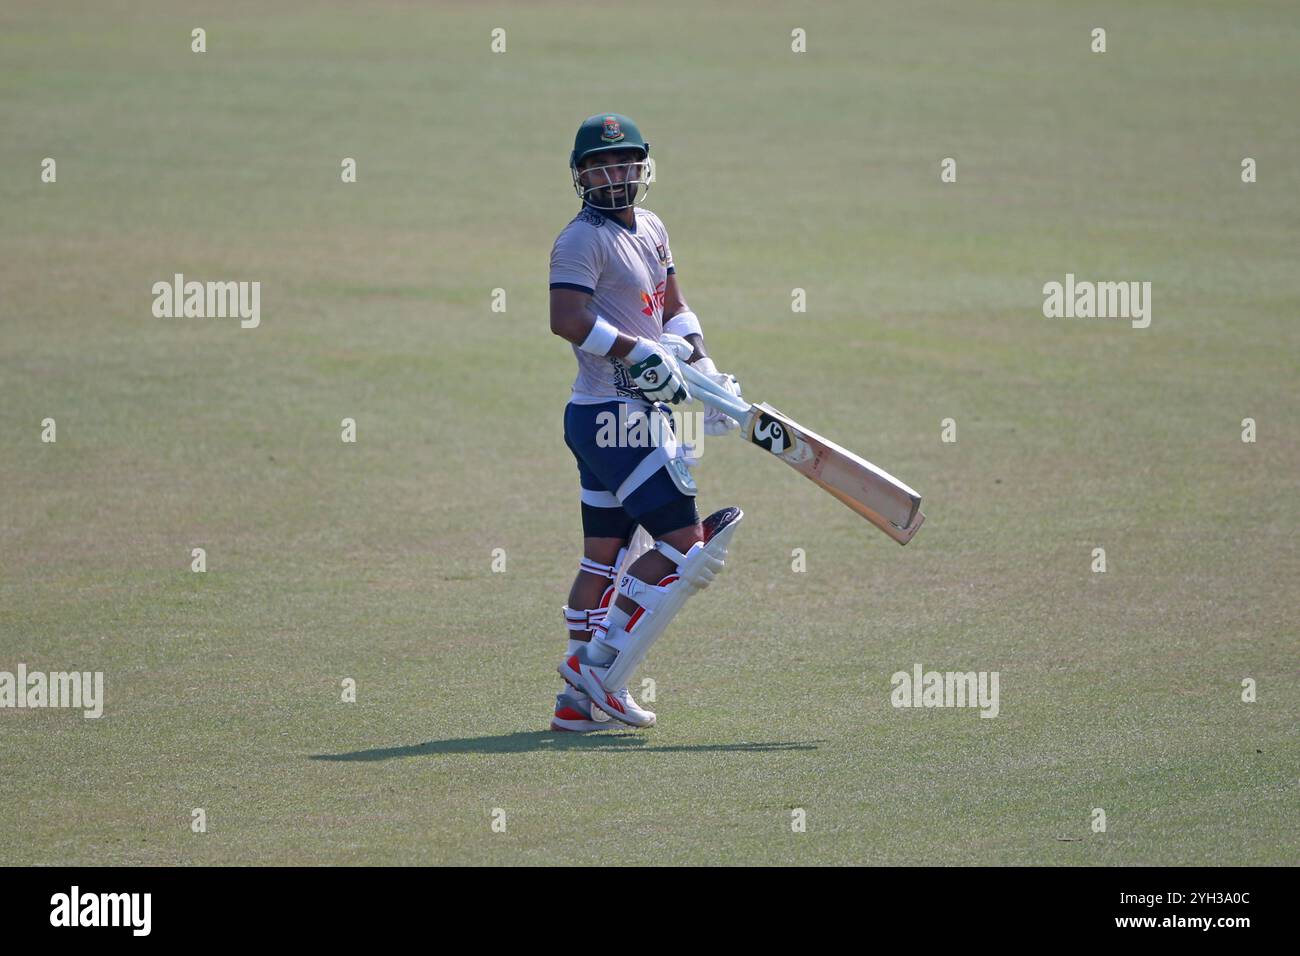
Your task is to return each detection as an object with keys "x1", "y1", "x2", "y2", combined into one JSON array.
[
  {"x1": 571, "y1": 154, "x2": 652, "y2": 210},
  {"x1": 569, "y1": 114, "x2": 651, "y2": 210}
]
